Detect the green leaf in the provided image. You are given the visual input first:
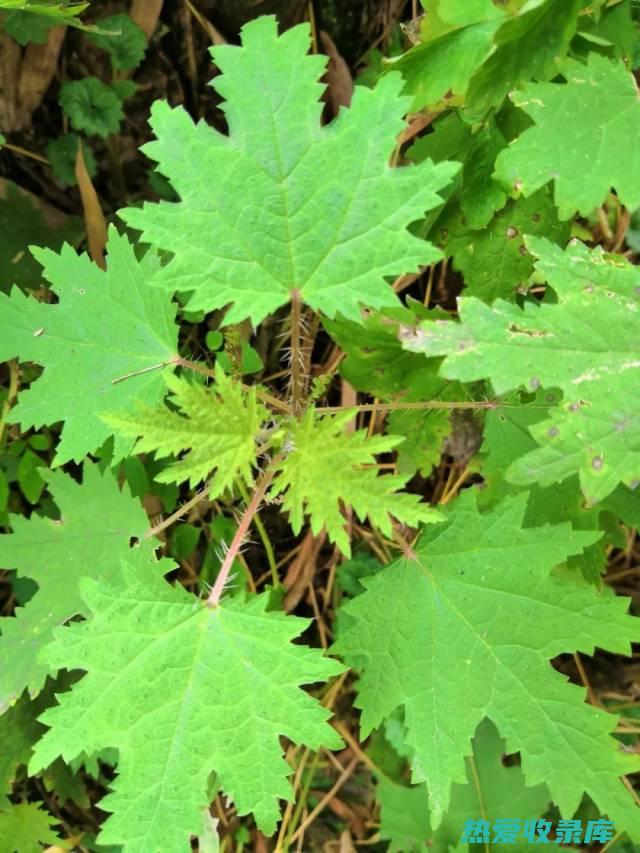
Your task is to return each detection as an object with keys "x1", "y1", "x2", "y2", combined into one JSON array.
[
  {"x1": 0, "y1": 179, "x2": 82, "y2": 295},
  {"x1": 87, "y1": 14, "x2": 147, "y2": 70},
  {"x1": 463, "y1": 0, "x2": 582, "y2": 122},
  {"x1": 0, "y1": 691, "x2": 45, "y2": 808},
  {"x1": 0, "y1": 802, "x2": 61, "y2": 853},
  {"x1": 120, "y1": 16, "x2": 457, "y2": 326},
  {"x1": 479, "y1": 391, "x2": 634, "y2": 584},
  {"x1": 333, "y1": 491, "x2": 640, "y2": 835},
  {"x1": 47, "y1": 133, "x2": 97, "y2": 186},
  {"x1": 434, "y1": 186, "x2": 570, "y2": 301},
  {"x1": 325, "y1": 308, "x2": 444, "y2": 401},
  {"x1": 16, "y1": 448, "x2": 44, "y2": 504},
  {"x1": 377, "y1": 720, "x2": 550, "y2": 852},
  {"x1": 377, "y1": 776, "x2": 430, "y2": 852},
  {"x1": 0, "y1": 0, "x2": 88, "y2": 21},
  {"x1": 325, "y1": 308, "x2": 466, "y2": 476},
  {"x1": 0, "y1": 228, "x2": 178, "y2": 464},
  {"x1": 30, "y1": 565, "x2": 344, "y2": 847},
  {"x1": 408, "y1": 114, "x2": 508, "y2": 230},
  {"x1": 402, "y1": 238, "x2": 640, "y2": 503},
  {"x1": 271, "y1": 410, "x2": 443, "y2": 555},
  {"x1": 495, "y1": 54, "x2": 640, "y2": 218},
  {"x1": 388, "y1": 19, "x2": 501, "y2": 113},
  {"x1": 59, "y1": 76, "x2": 124, "y2": 138},
  {"x1": 103, "y1": 368, "x2": 267, "y2": 493},
  {"x1": 1, "y1": 9, "x2": 54, "y2": 44},
  {"x1": 0, "y1": 462, "x2": 170, "y2": 708}
]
